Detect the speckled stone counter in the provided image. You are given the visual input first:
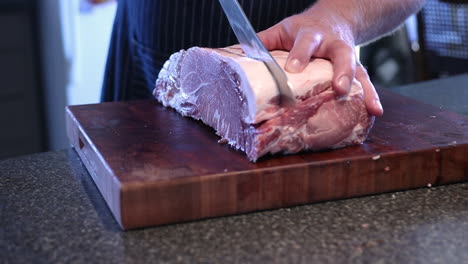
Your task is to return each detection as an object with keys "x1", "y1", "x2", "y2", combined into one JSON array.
[{"x1": 1, "y1": 75, "x2": 468, "y2": 263}]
